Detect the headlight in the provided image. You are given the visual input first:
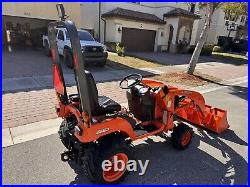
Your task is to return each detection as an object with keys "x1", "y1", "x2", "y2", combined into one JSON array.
[{"x1": 103, "y1": 45, "x2": 107, "y2": 52}]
